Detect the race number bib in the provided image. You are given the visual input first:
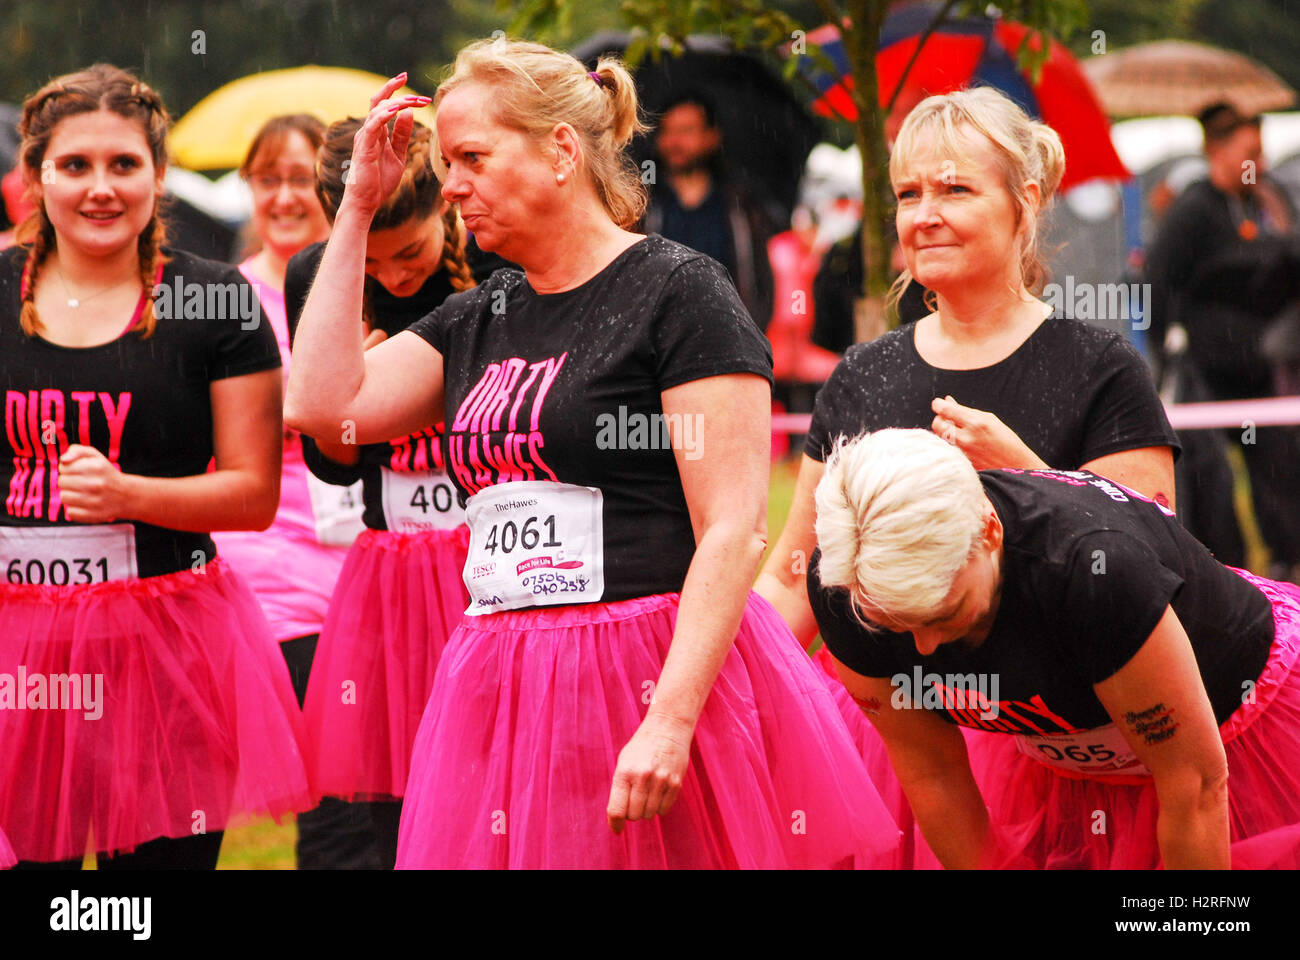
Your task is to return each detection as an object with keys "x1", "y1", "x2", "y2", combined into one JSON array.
[
  {"x1": 305, "y1": 474, "x2": 366, "y2": 547},
  {"x1": 1014, "y1": 724, "x2": 1152, "y2": 778},
  {"x1": 463, "y1": 481, "x2": 604, "y2": 615},
  {"x1": 380, "y1": 468, "x2": 465, "y2": 534},
  {"x1": 0, "y1": 524, "x2": 138, "y2": 584}
]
